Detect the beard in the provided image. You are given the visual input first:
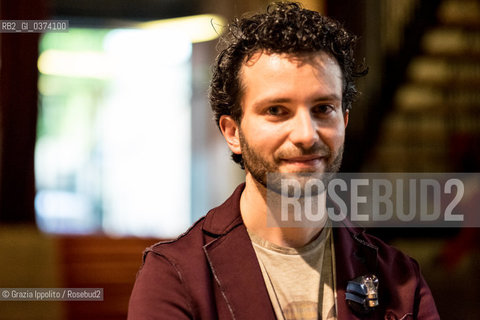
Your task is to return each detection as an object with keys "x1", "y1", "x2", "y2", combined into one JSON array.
[{"x1": 239, "y1": 128, "x2": 344, "y2": 195}]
